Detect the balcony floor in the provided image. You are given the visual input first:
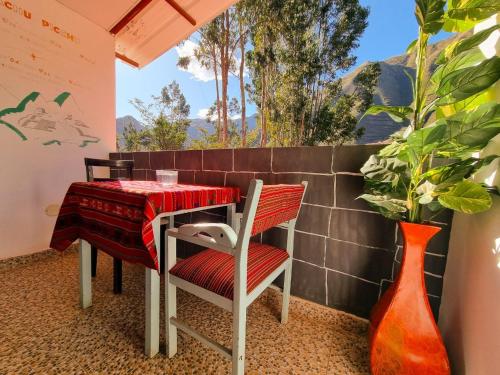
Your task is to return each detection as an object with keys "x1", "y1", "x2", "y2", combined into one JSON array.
[{"x1": 0, "y1": 249, "x2": 369, "y2": 374}]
